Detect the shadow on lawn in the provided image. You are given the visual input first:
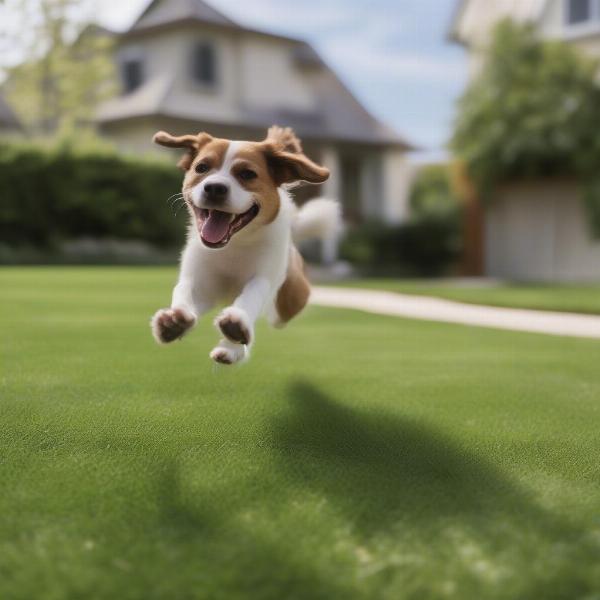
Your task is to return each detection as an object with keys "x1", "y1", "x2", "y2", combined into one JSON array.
[
  {"x1": 158, "y1": 380, "x2": 597, "y2": 599},
  {"x1": 269, "y1": 380, "x2": 534, "y2": 531}
]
